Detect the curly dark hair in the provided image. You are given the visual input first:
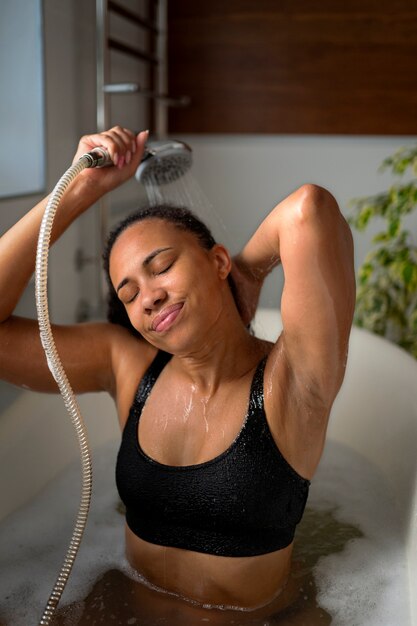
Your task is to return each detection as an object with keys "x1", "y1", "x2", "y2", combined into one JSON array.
[{"x1": 102, "y1": 204, "x2": 239, "y2": 337}]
